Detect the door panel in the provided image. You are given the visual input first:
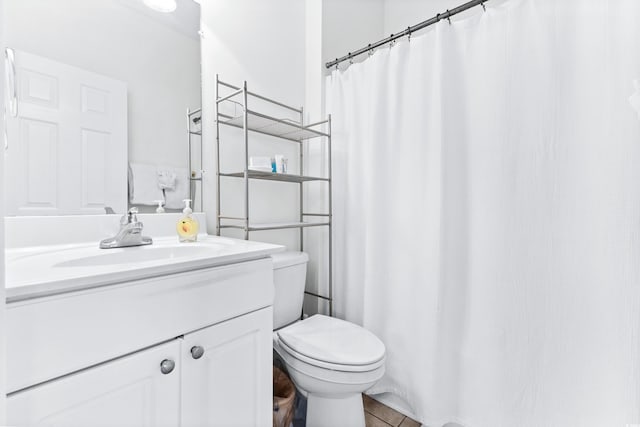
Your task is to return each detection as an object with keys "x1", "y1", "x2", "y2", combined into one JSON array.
[
  {"x1": 7, "y1": 340, "x2": 181, "y2": 427},
  {"x1": 80, "y1": 128, "x2": 108, "y2": 208},
  {"x1": 22, "y1": 118, "x2": 57, "y2": 209},
  {"x1": 182, "y1": 308, "x2": 273, "y2": 427}
]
